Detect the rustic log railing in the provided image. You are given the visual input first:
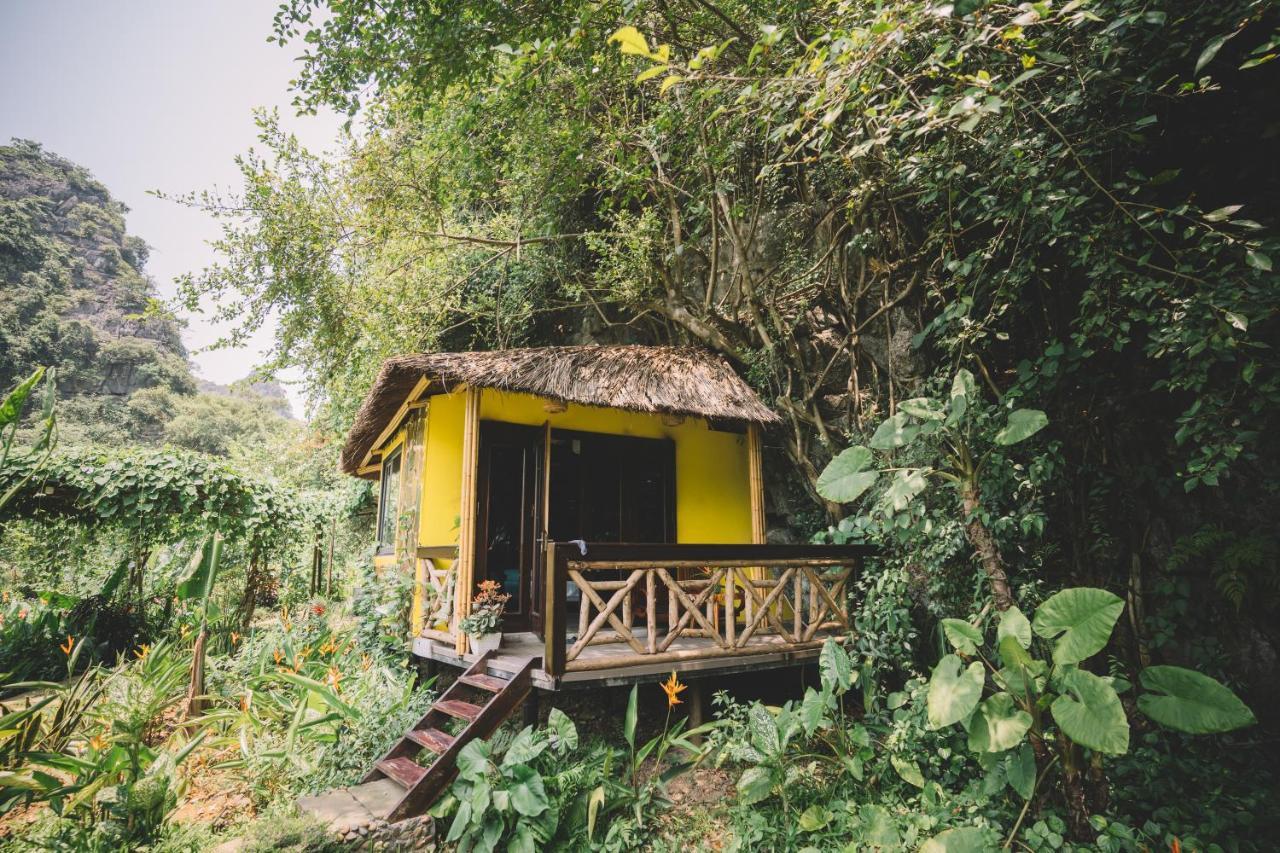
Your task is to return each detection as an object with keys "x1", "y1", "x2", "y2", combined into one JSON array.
[
  {"x1": 417, "y1": 545, "x2": 458, "y2": 644},
  {"x1": 543, "y1": 543, "x2": 871, "y2": 677}
]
